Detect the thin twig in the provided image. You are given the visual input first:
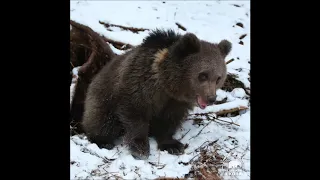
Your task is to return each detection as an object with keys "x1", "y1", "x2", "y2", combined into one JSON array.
[
  {"x1": 99, "y1": 21, "x2": 150, "y2": 33},
  {"x1": 178, "y1": 129, "x2": 191, "y2": 141},
  {"x1": 189, "y1": 121, "x2": 212, "y2": 140},
  {"x1": 226, "y1": 58, "x2": 234, "y2": 64},
  {"x1": 195, "y1": 139, "x2": 219, "y2": 152},
  {"x1": 175, "y1": 22, "x2": 187, "y2": 31},
  {"x1": 214, "y1": 118, "x2": 240, "y2": 126},
  {"x1": 189, "y1": 111, "x2": 242, "y2": 126},
  {"x1": 188, "y1": 153, "x2": 200, "y2": 163},
  {"x1": 70, "y1": 61, "x2": 75, "y2": 68}
]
